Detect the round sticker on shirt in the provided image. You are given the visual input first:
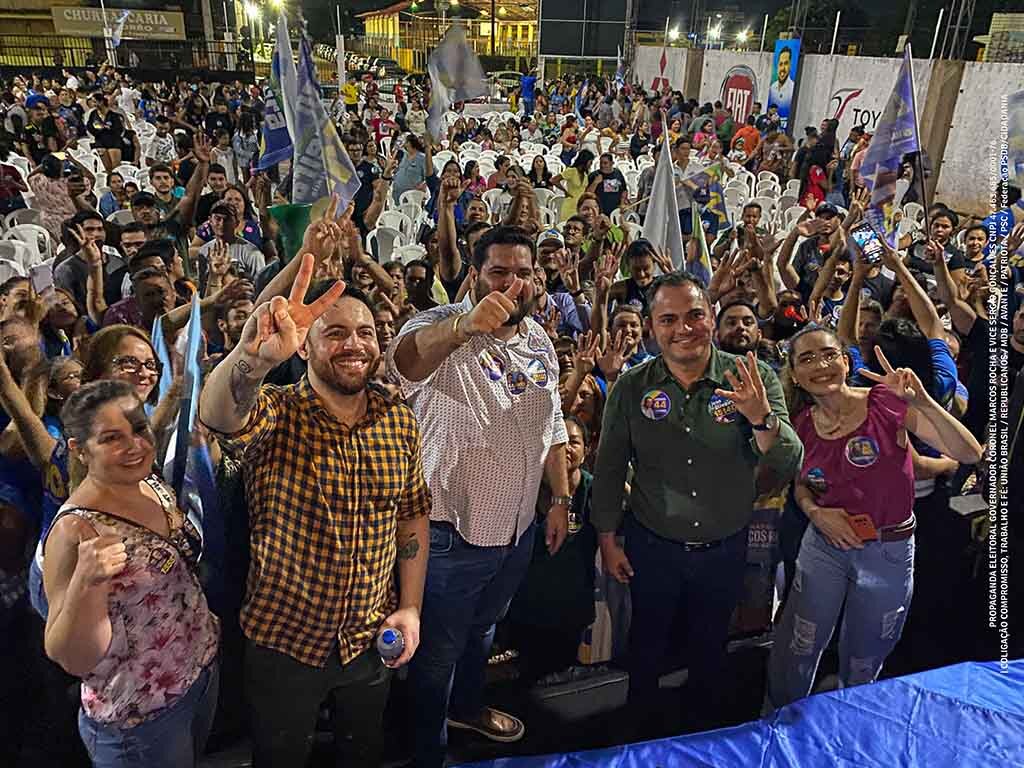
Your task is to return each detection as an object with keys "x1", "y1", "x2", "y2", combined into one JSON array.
[
  {"x1": 805, "y1": 467, "x2": 828, "y2": 495},
  {"x1": 526, "y1": 359, "x2": 549, "y2": 387},
  {"x1": 845, "y1": 436, "x2": 880, "y2": 467},
  {"x1": 568, "y1": 509, "x2": 582, "y2": 535},
  {"x1": 479, "y1": 350, "x2": 505, "y2": 381},
  {"x1": 640, "y1": 389, "x2": 672, "y2": 420},
  {"x1": 708, "y1": 392, "x2": 739, "y2": 423},
  {"x1": 507, "y1": 371, "x2": 529, "y2": 395}
]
